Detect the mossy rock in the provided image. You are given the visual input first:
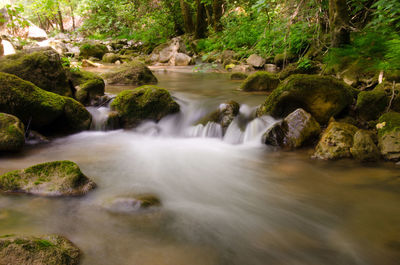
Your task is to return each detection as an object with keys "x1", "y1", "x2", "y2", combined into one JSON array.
[
  {"x1": 197, "y1": 101, "x2": 240, "y2": 130},
  {"x1": 313, "y1": 121, "x2": 358, "y2": 160},
  {"x1": 355, "y1": 89, "x2": 389, "y2": 121},
  {"x1": 257, "y1": 74, "x2": 354, "y2": 124},
  {"x1": 0, "y1": 234, "x2": 80, "y2": 265},
  {"x1": 102, "y1": 53, "x2": 120, "y2": 63},
  {"x1": 0, "y1": 160, "x2": 96, "y2": 196},
  {"x1": 240, "y1": 71, "x2": 280, "y2": 92},
  {"x1": 374, "y1": 81, "x2": 400, "y2": 112},
  {"x1": 67, "y1": 69, "x2": 105, "y2": 105},
  {"x1": 0, "y1": 47, "x2": 72, "y2": 96},
  {"x1": 111, "y1": 85, "x2": 180, "y2": 128},
  {"x1": 0, "y1": 73, "x2": 91, "y2": 134},
  {"x1": 230, "y1": 72, "x2": 248, "y2": 80},
  {"x1": 350, "y1": 130, "x2": 380, "y2": 162},
  {"x1": 0, "y1": 113, "x2": 25, "y2": 152},
  {"x1": 377, "y1": 112, "x2": 400, "y2": 161},
  {"x1": 104, "y1": 60, "x2": 158, "y2": 86},
  {"x1": 103, "y1": 194, "x2": 161, "y2": 214},
  {"x1": 79, "y1": 43, "x2": 108, "y2": 59}
]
